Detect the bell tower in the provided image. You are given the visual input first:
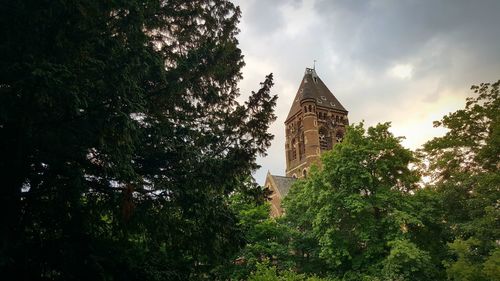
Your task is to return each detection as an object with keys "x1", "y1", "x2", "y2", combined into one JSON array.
[{"x1": 285, "y1": 68, "x2": 349, "y2": 178}]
